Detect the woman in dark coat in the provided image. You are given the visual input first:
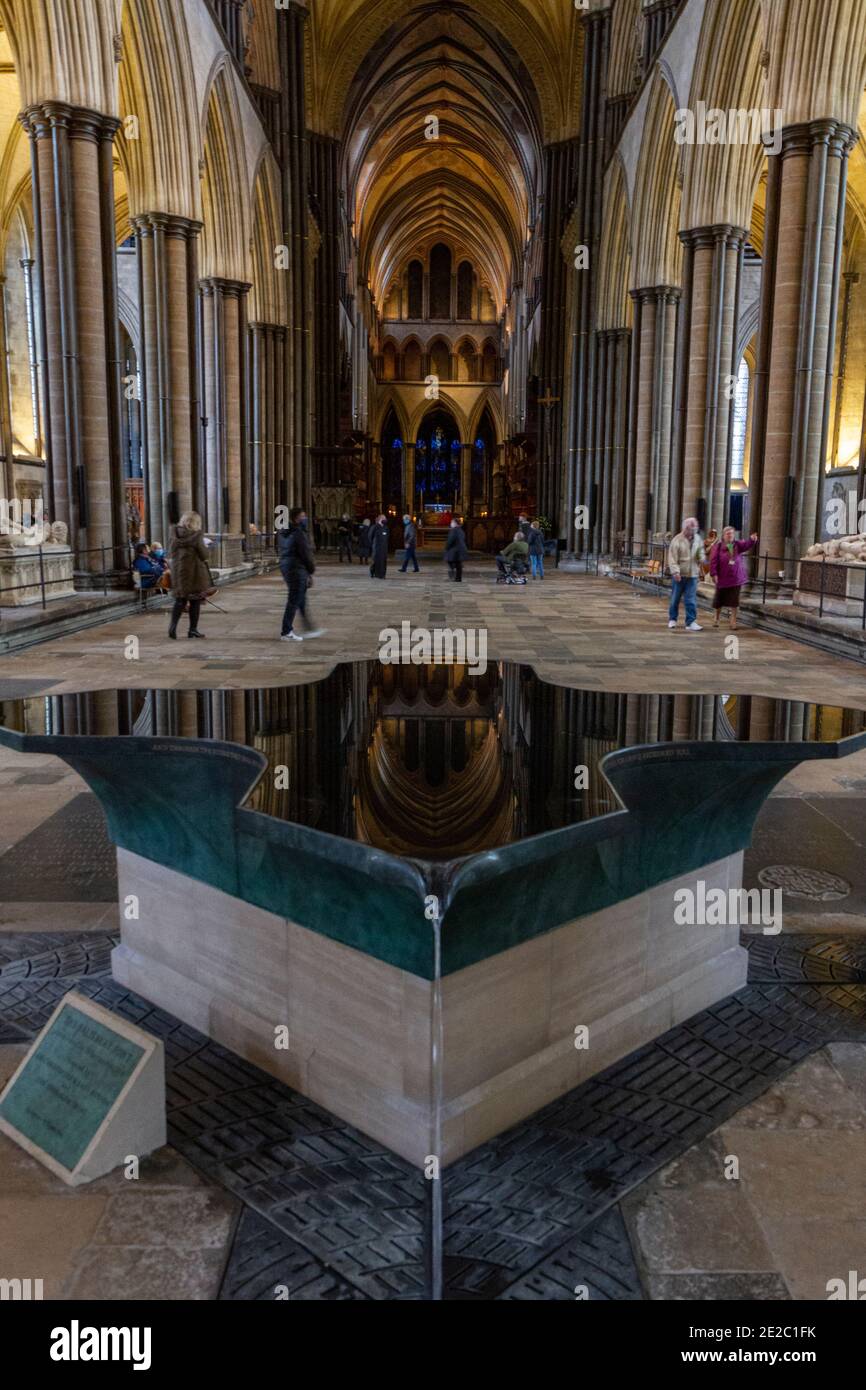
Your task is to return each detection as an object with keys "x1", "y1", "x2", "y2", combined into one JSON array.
[
  {"x1": 168, "y1": 510, "x2": 212, "y2": 639},
  {"x1": 370, "y1": 514, "x2": 389, "y2": 579}
]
